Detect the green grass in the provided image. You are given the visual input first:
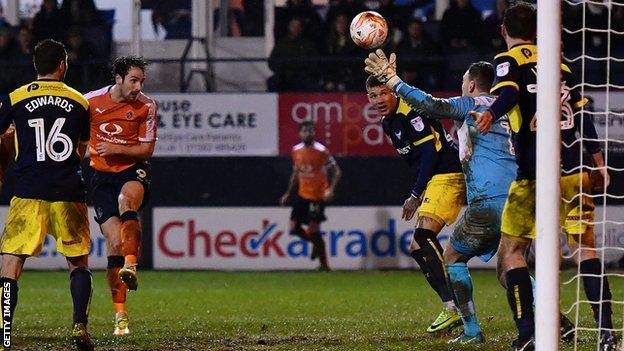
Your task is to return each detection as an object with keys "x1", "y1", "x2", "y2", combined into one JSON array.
[{"x1": 9, "y1": 270, "x2": 623, "y2": 350}]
